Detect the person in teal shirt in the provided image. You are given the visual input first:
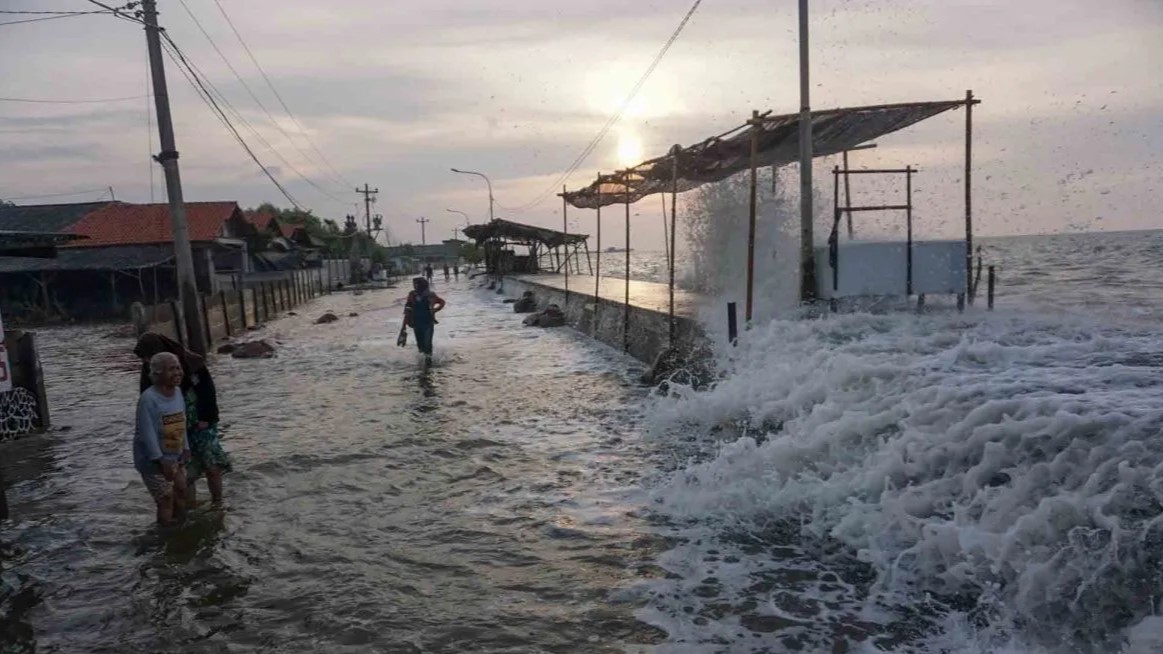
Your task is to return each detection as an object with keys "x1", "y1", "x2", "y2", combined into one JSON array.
[{"x1": 402, "y1": 277, "x2": 446, "y2": 363}]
